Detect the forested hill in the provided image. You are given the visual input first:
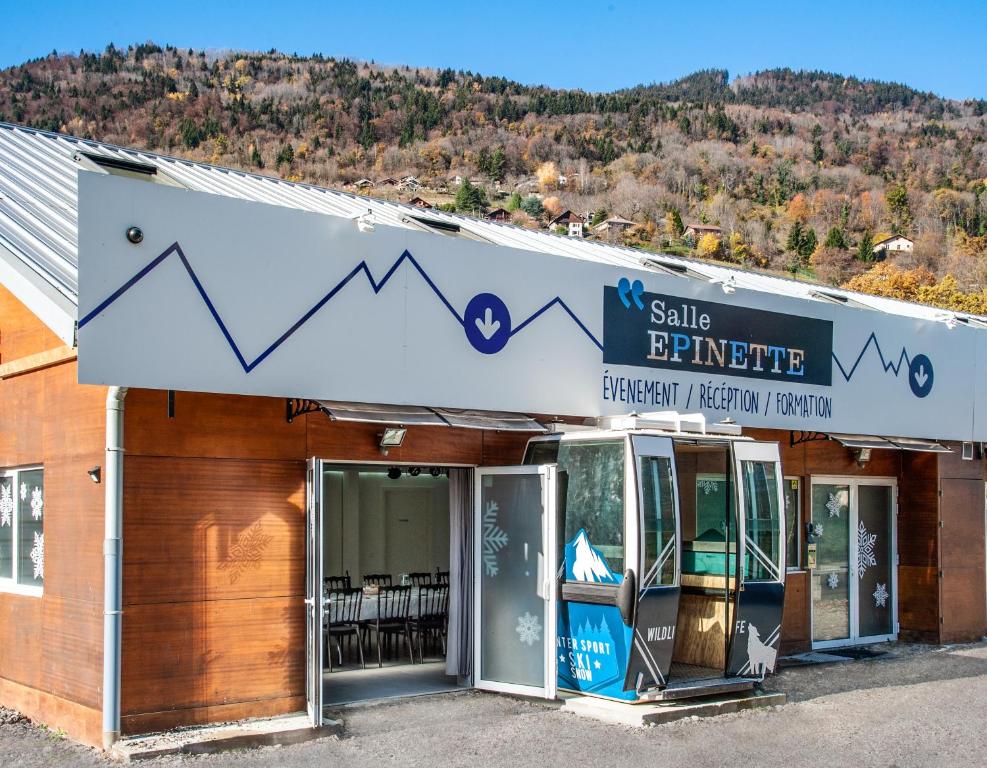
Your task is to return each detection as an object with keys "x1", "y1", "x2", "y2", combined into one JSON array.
[{"x1": 2, "y1": 43, "x2": 987, "y2": 310}]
